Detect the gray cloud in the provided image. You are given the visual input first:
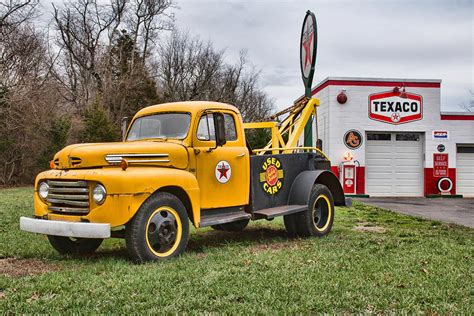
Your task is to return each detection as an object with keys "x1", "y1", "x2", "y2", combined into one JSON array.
[{"x1": 174, "y1": 0, "x2": 473, "y2": 111}]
